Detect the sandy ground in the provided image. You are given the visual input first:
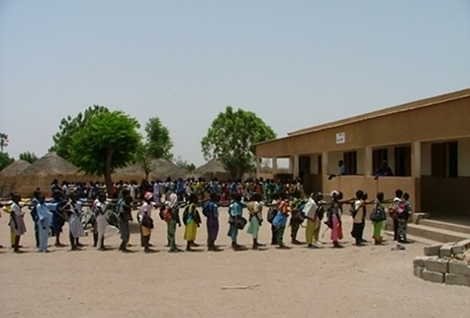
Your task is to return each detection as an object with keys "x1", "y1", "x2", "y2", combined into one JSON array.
[{"x1": 1, "y1": 206, "x2": 469, "y2": 318}]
